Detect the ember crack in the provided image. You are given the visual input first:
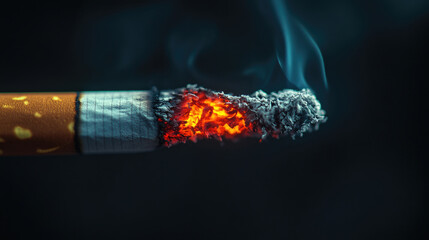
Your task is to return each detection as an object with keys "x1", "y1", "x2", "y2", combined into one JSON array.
[{"x1": 155, "y1": 85, "x2": 326, "y2": 147}]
